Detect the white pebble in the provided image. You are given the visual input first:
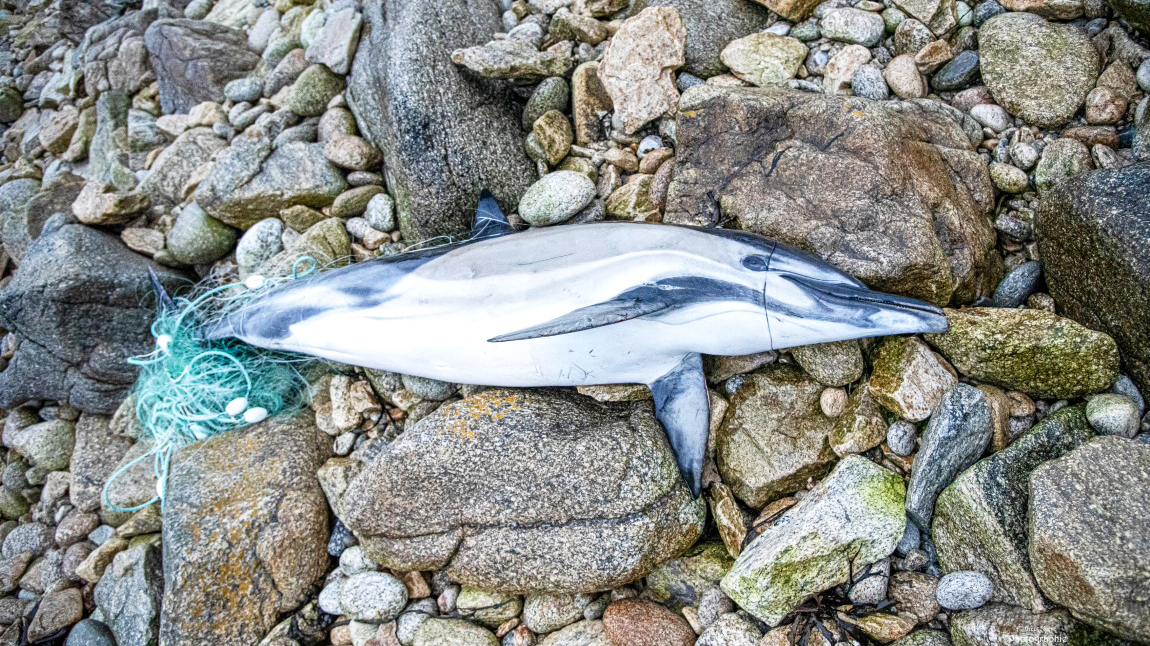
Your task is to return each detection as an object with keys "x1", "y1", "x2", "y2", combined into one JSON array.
[
  {"x1": 936, "y1": 570, "x2": 993, "y2": 610},
  {"x1": 244, "y1": 274, "x2": 266, "y2": 290},
  {"x1": 225, "y1": 397, "x2": 248, "y2": 417},
  {"x1": 243, "y1": 407, "x2": 268, "y2": 424}
]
